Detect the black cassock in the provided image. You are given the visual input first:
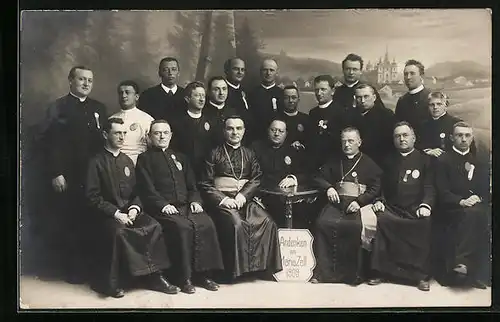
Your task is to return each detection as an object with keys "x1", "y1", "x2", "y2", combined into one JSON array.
[
  {"x1": 339, "y1": 103, "x2": 396, "y2": 167},
  {"x1": 170, "y1": 111, "x2": 219, "y2": 180},
  {"x1": 251, "y1": 140, "x2": 312, "y2": 228},
  {"x1": 199, "y1": 144, "x2": 283, "y2": 279},
  {"x1": 416, "y1": 113, "x2": 477, "y2": 155},
  {"x1": 204, "y1": 101, "x2": 239, "y2": 147},
  {"x1": 332, "y1": 81, "x2": 384, "y2": 112},
  {"x1": 42, "y1": 94, "x2": 107, "y2": 276},
  {"x1": 280, "y1": 111, "x2": 311, "y2": 150},
  {"x1": 394, "y1": 87, "x2": 431, "y2": 136},
  {"x1": 247, "y1": 84, "x2": 284, "y2": 141},
  {"x1": 226, "y1": 81, "x2": 254, "y2": 143},
  {"x1": 137, "y1": 85, "x2": 186, "y2": 124},
  {"x1": 136, "y1": 148, "x2": 224, "y2": 283},
  {"x1": 371, "y1": 150, "x2": 435, "y2": 282},
  {"x1": 435, "y1": 148, "x2": 490, "y2": 281},
  {"x1": 313, "y1": 152, "x2": 382, "y2": 283},
  {"x1": 85, "y1": 149, "x2": 170, "y2": 291}
]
